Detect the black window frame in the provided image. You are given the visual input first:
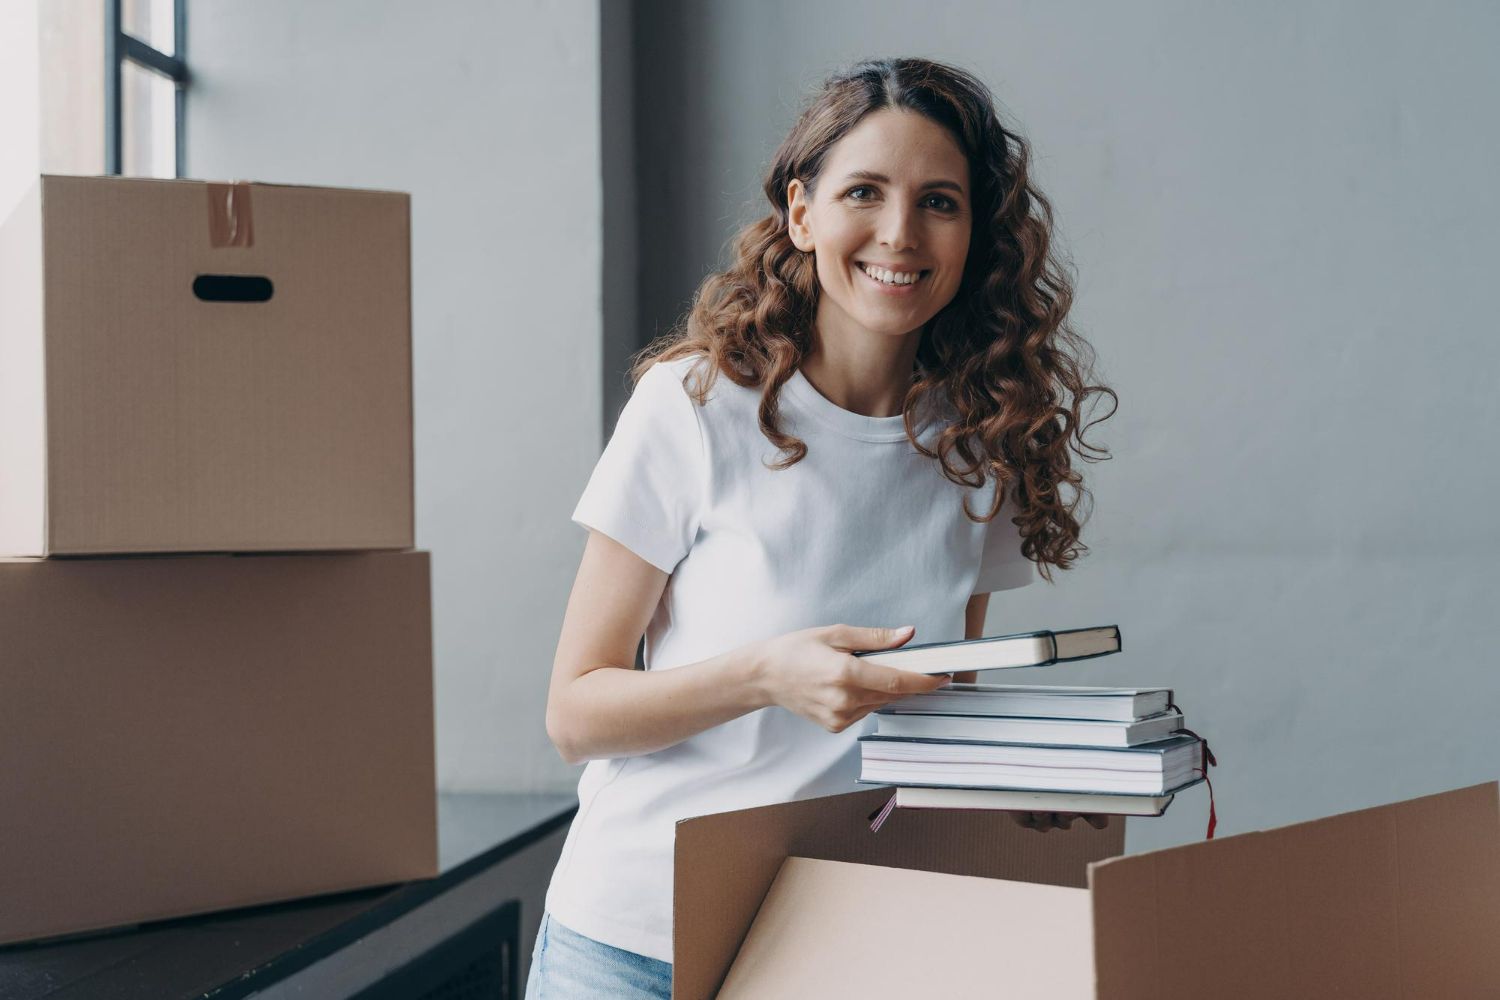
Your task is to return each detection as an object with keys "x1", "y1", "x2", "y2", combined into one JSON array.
[{"x1": 104, "y1": 0, "x2": 188, "y2": 177}]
